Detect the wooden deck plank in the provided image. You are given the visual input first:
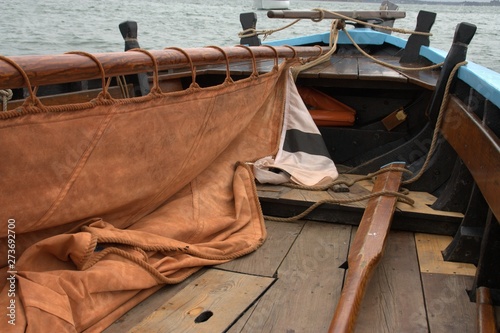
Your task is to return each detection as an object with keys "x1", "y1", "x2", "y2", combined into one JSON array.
[
  {"x1": 357, "y1": 56, "x2": 407, "y2": 82},
  {"x1": 381, "y1": 57, "x2": 440, "y2": 90},
  {"x1": 128, "y1": 269, "x2": 274, "y2": 333},
  {"x1": 421, "y1": 273, "x2": 476, "y2": 333},
  {"x1": 298, "y1": 57, "x2": 343, "y2": 79},
  {"x1": 318, "y1": 56, "x2": 359, "y2": 80},
  {"x1": 216, "y1": 220, "x2": 304, "y2": 277},
  {"x1": 103, "y1": 269, "x2": 206, "y2": 333},
  {"x1": 415, "y1": 233, "x2": 476, "y2": 276},
  {"x1": 233, "y1": 222, "x2": 352, "y2": 332},
  {"x1": 355, "y1": 231, "x2": 428, "y2": 332}
]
